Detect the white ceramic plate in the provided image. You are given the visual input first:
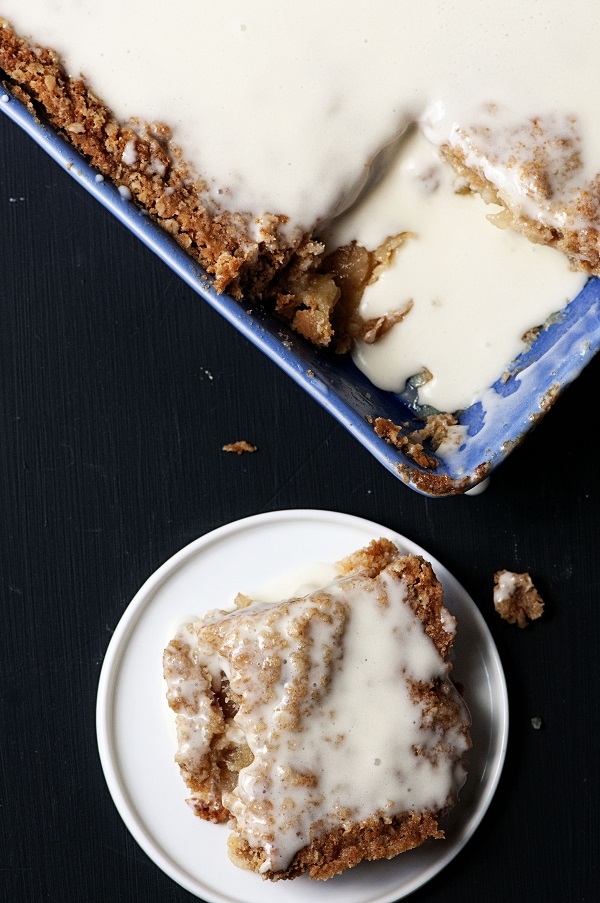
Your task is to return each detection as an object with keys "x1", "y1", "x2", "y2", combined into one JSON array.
[{"x1": 96, "y1": 509, "x2": 508, "y2": 903}]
